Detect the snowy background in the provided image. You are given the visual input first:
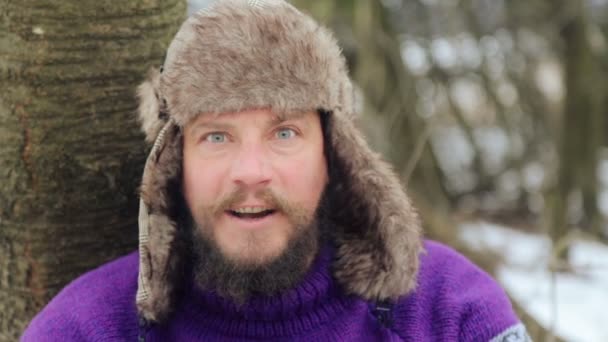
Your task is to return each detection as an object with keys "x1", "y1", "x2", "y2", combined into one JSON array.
[{"x1": 460, "y1": 222, "x2": 608, "y2": 342}]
